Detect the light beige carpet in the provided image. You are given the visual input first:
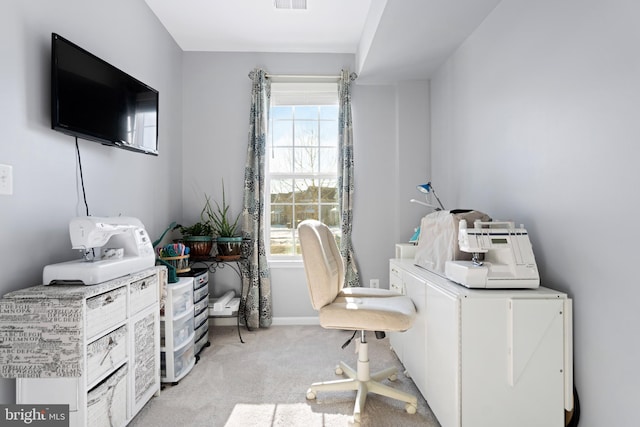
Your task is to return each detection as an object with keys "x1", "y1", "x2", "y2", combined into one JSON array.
[{"x1": 130, "y1": 324, "x2": 440, "y2": 427}]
